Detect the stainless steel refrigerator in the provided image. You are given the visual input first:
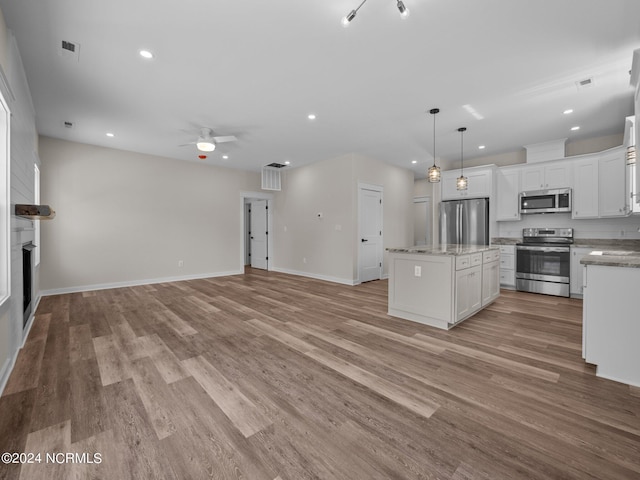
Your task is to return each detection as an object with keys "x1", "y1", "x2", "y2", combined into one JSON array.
[{"x1": 439, "y1": 198, "x2": 490, "y2": 246}]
